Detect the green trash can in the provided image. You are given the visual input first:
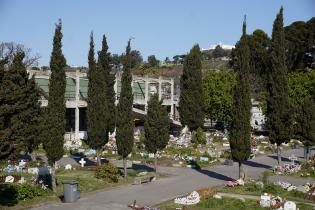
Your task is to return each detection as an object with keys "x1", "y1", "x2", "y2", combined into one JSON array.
[{"x1": 62, "y1": 180, "x2": 80, "y2": 203}]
